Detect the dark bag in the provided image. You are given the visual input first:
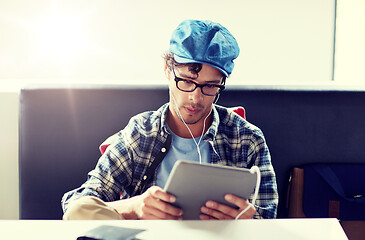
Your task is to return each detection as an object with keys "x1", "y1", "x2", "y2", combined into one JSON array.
[{"x1": 301, "y1": 163, "x2": 365, "y2": 220}]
